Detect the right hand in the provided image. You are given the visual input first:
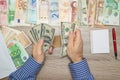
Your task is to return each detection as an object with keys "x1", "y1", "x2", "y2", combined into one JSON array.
[{"x1": 67, "y1": 29, "x2": 83, "y2": 63}]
